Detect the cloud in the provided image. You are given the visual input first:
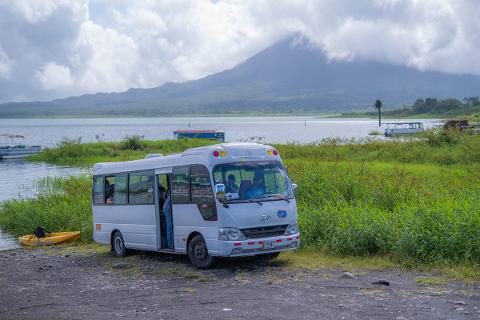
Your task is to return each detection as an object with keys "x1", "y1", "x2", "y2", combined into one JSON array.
[
  {"x1": 0, "y1": 0, "x2": 479, "y2": 102},
  {"x1": 37, "y1": 62, "x2": 72, "y2": 89},
  {"x1": 0, "y1": 46, "x2": 11, "y2": 79}
]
